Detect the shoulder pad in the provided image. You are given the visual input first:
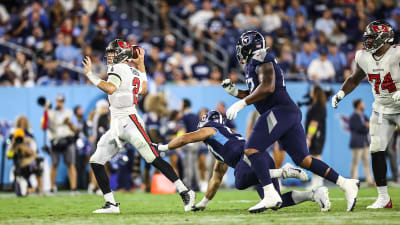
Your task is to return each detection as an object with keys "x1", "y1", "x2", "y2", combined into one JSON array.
[{"x1": 251, "y1": 48, "x2": 269, "y2": 62}]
